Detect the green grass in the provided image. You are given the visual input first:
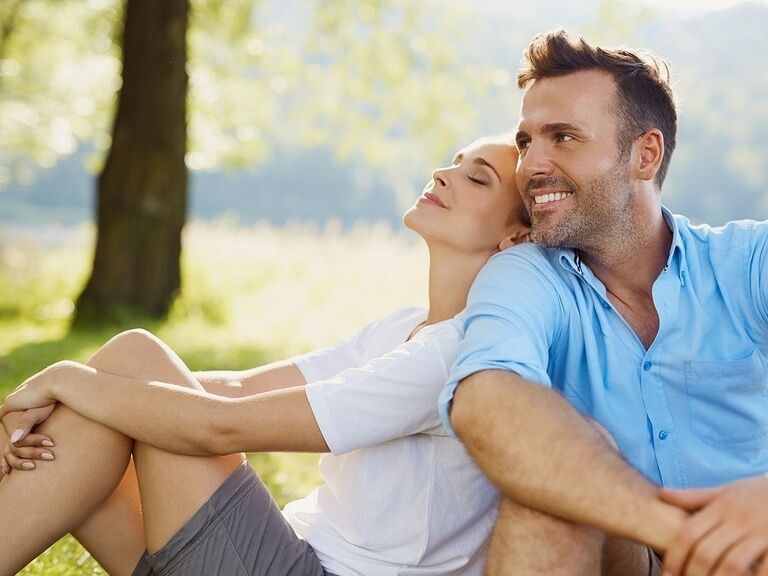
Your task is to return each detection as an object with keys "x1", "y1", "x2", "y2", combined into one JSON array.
[{"x1": 0, "y1": 220, "x2": 427, "y2": 575}]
